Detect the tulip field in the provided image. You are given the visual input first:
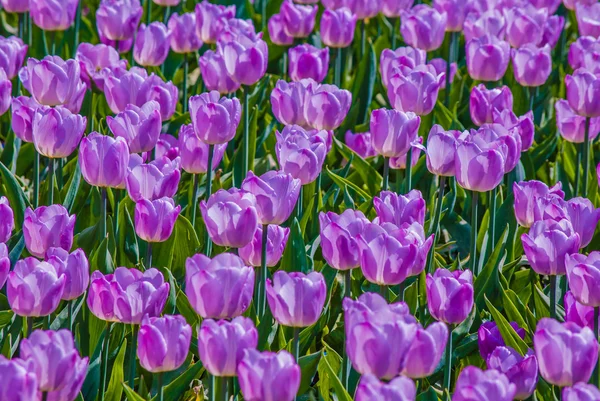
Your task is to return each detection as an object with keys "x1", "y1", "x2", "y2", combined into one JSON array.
[{"x1": 3, "y1": 0, "x2": 600, "y2": 400}]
